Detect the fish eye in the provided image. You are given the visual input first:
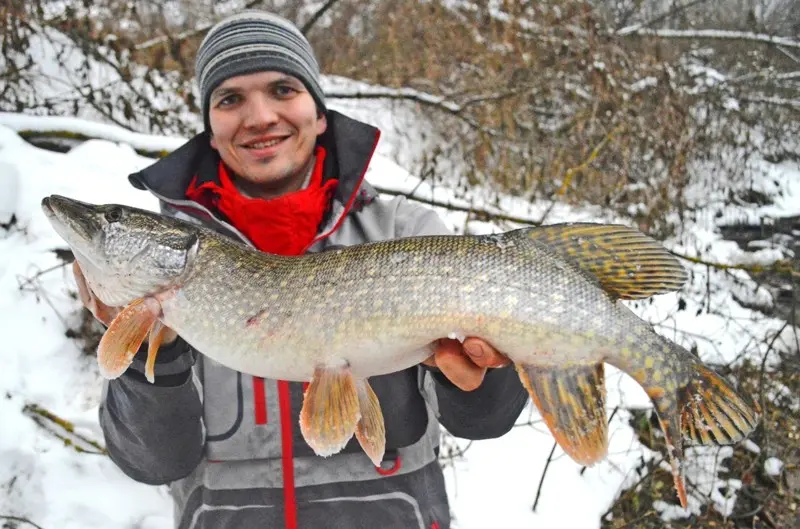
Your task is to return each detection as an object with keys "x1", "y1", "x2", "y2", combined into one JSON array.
[{"x1": 104, "y1": 207, "x2": 123, "y2": 223}]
